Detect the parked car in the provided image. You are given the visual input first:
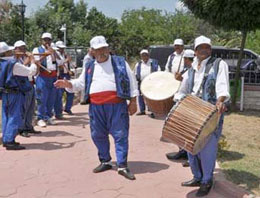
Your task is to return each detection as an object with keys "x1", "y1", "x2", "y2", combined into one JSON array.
[{"x1": 149, "y1": 45, "x2": 260, "y2": 83}]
